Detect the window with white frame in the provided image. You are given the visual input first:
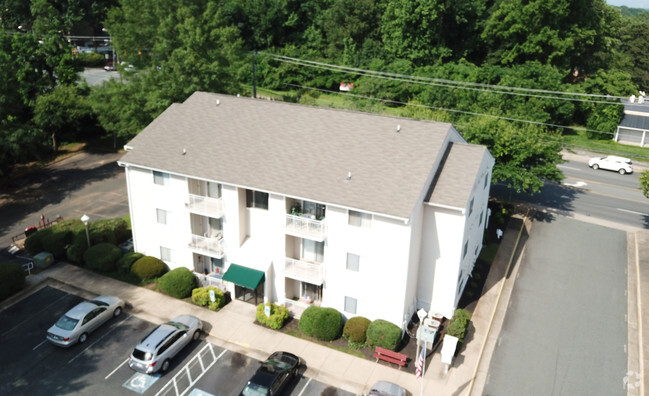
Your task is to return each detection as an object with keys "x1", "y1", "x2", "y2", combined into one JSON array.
[
  {"x1": 463, "y1": 240, "x2": 469, "y2": 259},
  {"x1": 207, "y1": 182, "x2": 222, "y2": 198},
  {"x1": 160, "y1": 246, "x2": 172, "y2": 262},
  {"x1": 469, "y1": 197, "x2": 474, "y2": 216},
  {"x1": 246, "y1": 189, "x2": 268, "y2": 210},
  {"x1": 344, "y1": 296, "x2": 357, "y2": 314},
  {"x1": 156, "y1": 208, "x2": 168, "y2": 224},
  {"x1": 153, "y1": 170, "x2": 170, "y2": 185},
  {"x1": 346, "y1": 253, "x2": 360, "y2": 272},
  {"x1": 348, "y1": 210, "x2": 371, "y2": 227},
  {"x1": 484, "y1": 173, "x2": 488, "y2": 189}
]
